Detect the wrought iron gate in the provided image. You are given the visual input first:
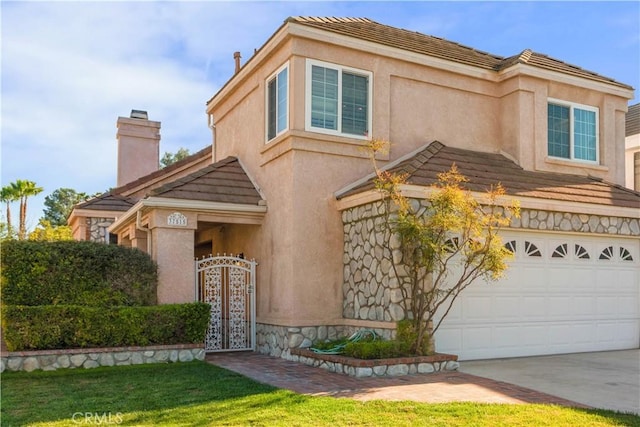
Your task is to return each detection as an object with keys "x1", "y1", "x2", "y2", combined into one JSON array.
[{"x1": 195, "y1": 255, "x2": 256, "y2": 352}]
